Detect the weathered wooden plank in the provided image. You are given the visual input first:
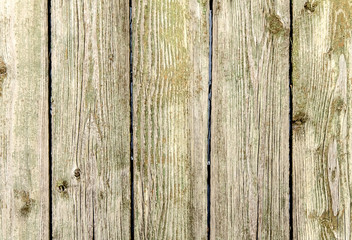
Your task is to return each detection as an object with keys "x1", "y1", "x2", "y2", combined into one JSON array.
[
  {"x1": 0, "y1": 0, "x2": 49, "y2": 239},
  {"x1": 293, "y1": 1, "x2": 352, "y2": 239},
  {"x1": 132, "y1": 0, "x2": 209, "y2": 239},
  {"x1": 51, "y1": 1, "x2": 130, "y2": 239},
  {"x1": 211, "y1": 0, "x2": 290, "y2": 239}
]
